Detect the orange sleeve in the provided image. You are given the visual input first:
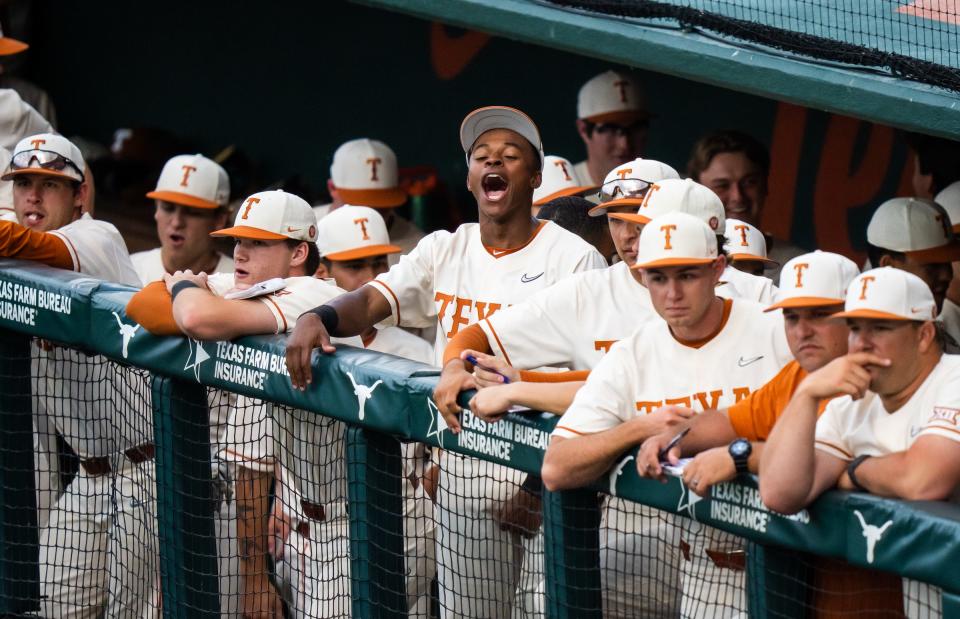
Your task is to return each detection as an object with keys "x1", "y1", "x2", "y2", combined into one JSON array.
[
  {"x1": 727, "y1": 362, "x2": 798, "y2": 441},
  {"x1": 442, "y1": 323, "x2": 493, "y2": 365},
  {"x1": 125, "y1": 281, "x2": 183, "y2": 336},
  {"x1": 519, "y1": 369, "x2": 590, "y2": 383},
  {"x1": 0, "y1": 220, "x2": 73, "y2": 270}
]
